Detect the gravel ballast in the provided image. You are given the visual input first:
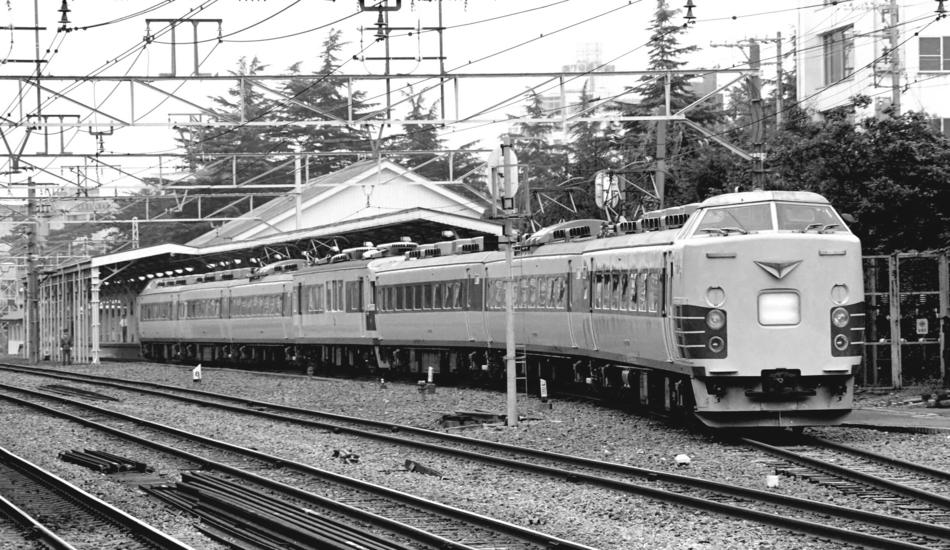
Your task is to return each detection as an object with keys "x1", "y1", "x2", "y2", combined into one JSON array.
[{"x1": 1, "y1": 361, "x2": 947, "y2": 549}]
